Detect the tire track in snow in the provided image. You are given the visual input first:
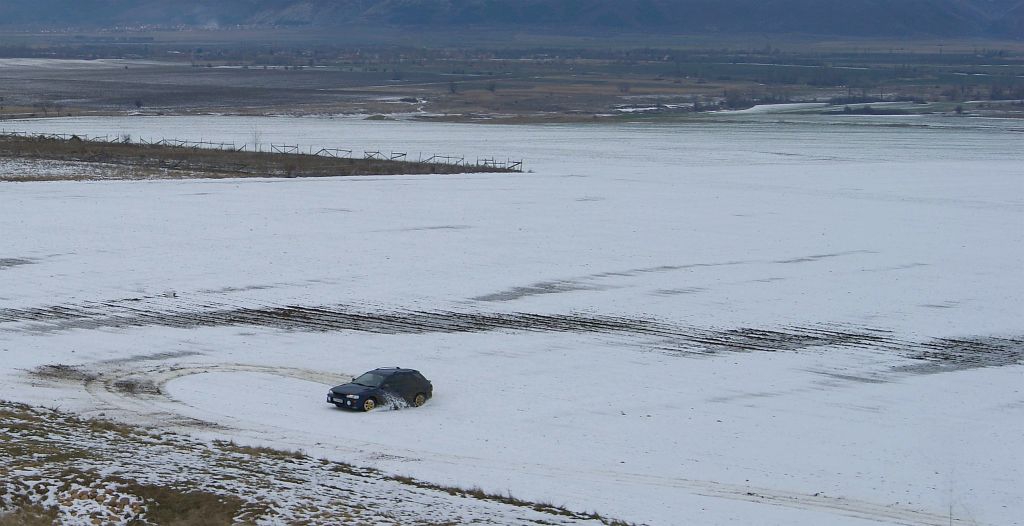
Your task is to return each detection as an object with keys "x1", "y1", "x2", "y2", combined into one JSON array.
[
  {"x1": 4, "y1": 295, "x2": 1021, "y2": 374},
  {"x1": 62, "y1": 362, "x2": 350, "y2": 429}
]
